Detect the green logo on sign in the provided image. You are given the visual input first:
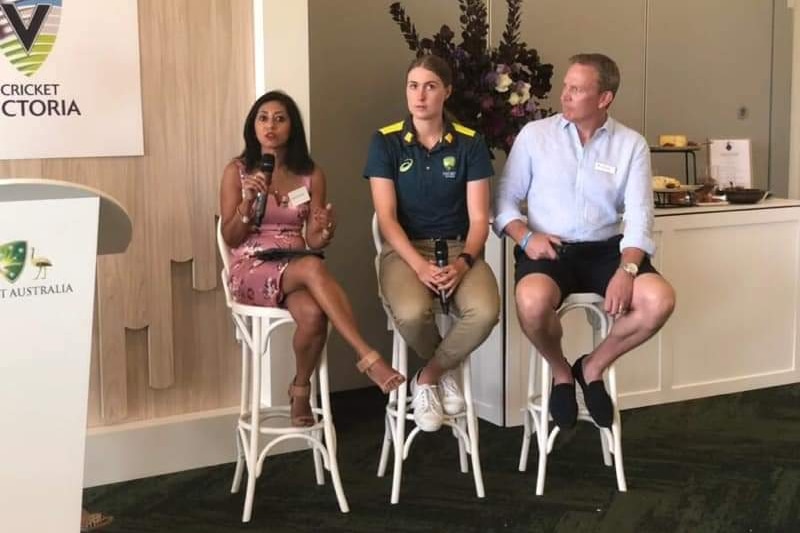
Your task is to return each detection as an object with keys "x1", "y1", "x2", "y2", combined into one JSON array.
[
  {"x1": 0, "y1": 240, "x2": 27, "y2": 283},
  {"x1": 0, "y1": 0, "x2": 62, "y2": 77}
]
